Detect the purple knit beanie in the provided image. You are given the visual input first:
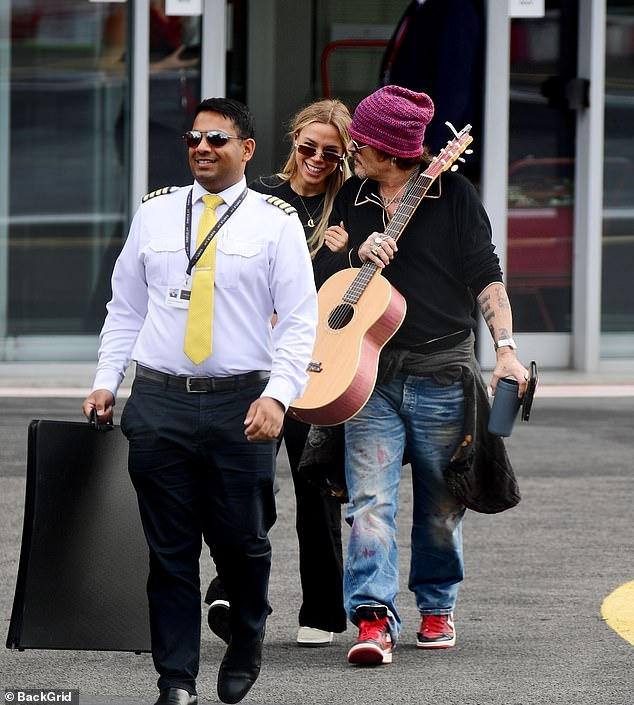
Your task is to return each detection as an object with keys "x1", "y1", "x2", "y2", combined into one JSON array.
[{"x1": 350, "y1": 85, "x2": 435, "y2": 158}]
